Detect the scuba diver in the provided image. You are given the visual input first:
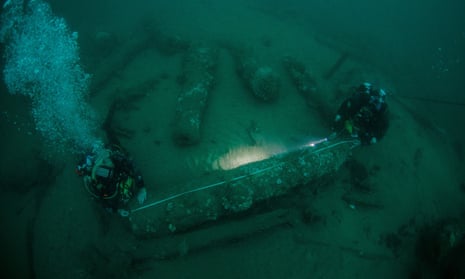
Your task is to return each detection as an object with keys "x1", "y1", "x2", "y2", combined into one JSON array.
[
  {"x1": 76, "y1": 145, "x2": 147, "y2": 217},
  {"x1": 332, "y1": 82, "x2": 389, "y2": 145}
]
